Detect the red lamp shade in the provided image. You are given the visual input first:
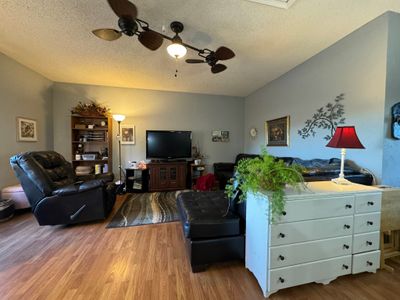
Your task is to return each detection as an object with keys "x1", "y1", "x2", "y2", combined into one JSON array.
[{"x1": 326, "y1": 126, "x2": 365, "y2": 149}]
